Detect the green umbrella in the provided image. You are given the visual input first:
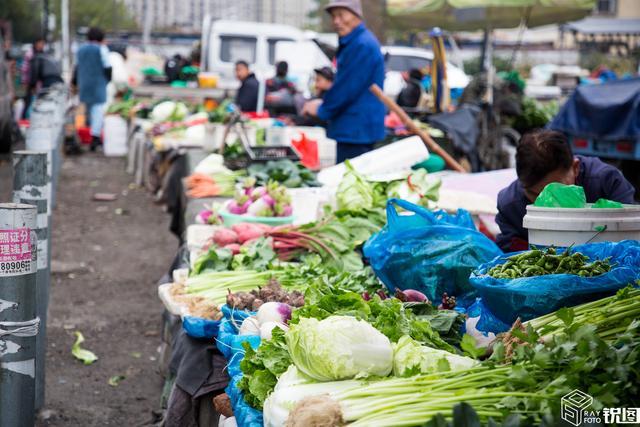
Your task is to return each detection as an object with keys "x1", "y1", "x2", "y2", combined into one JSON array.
[{"x1": 387, "y1": 0, "x2": 594, "y2": 31}]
